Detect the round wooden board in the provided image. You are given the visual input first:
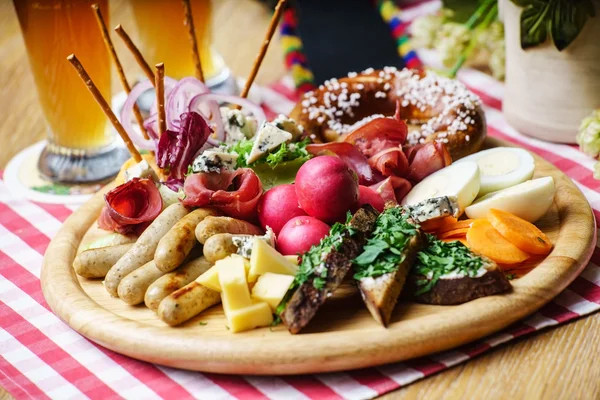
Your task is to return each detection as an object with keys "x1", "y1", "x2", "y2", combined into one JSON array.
[{"x1": 41, "y1": 138, "x2": 597, "y2": 375}]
